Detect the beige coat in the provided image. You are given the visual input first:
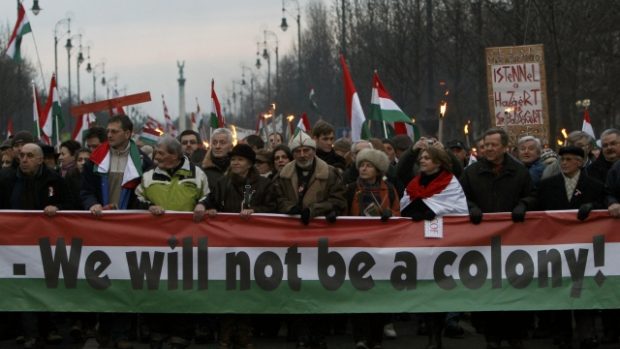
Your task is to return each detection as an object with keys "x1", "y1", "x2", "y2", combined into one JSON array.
[{"x1": 273, "y1": 157, "x2": 347, "y2": 217}]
